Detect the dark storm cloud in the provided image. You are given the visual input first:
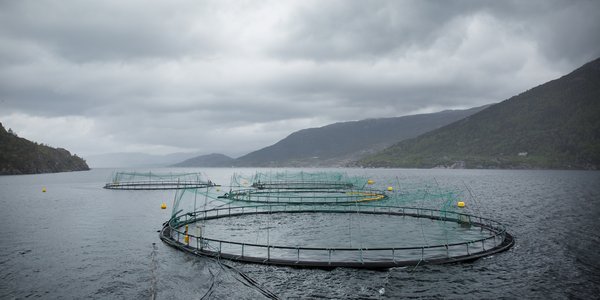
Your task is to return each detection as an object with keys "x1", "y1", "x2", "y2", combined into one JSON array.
[
  {"x1": 273, "y1": 0, "x2": 600, "y2": 64},
  {"x1": 272, "y1": 1, "x2": 475, "y2": 60},
  {"x1": 0, "y1": 0, "x2": 599, "y2": 157},
  {"x1": 0, "y1": 1, "x2": 221, "y2": 63}
]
